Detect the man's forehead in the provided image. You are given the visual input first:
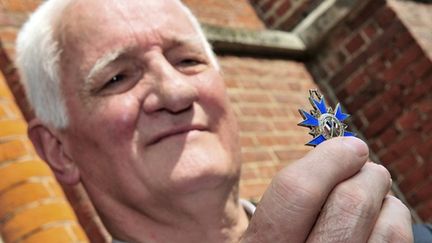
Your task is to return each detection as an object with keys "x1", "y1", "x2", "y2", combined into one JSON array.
[
  {"x1": 59, "y1": 0, "x2": 188, "y2": 37},
  {"x1": 64, "y1": 0, "x2": 184, "y2": 19},
  {"x1": 57, "y1": 0, "x2": 202, "y2": 82}
]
